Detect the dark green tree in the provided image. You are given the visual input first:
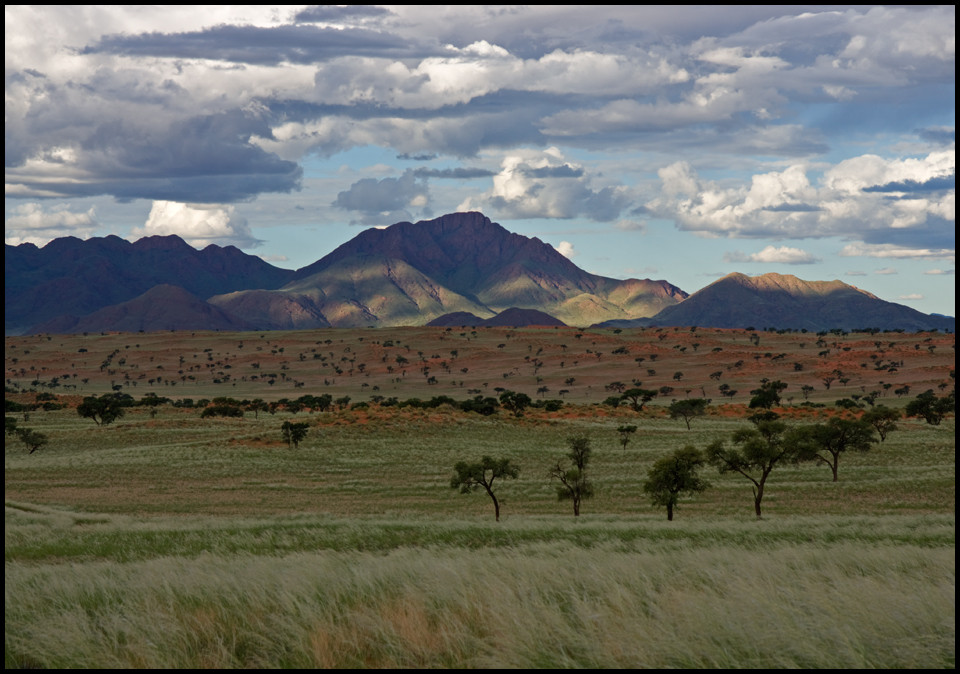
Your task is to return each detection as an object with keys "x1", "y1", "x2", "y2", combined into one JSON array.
[
  {"x1": 76, "y1": 393, "x2": 126, "y2": 426},
  {"x1": 621, "y1": 388, "x2": 658, "y2": 412},
  {"x1": 499, "y1": 390, "x2": 532, "y2": 417},
  {"x1": 668, "y1": 398, "x2": 711, "y2": 429},
  {"x1": 450, "y1": 456, "x2": 520, "y2": 521},
  {"x1": 16, "y1": 427, "x2": 48, "y2": 454},
  {"x1": 860, "y1": 405, "x2": 901, "y2": 442},
  {"x1": 643, "y1": 446, "x2": 709, "y2": 521},
  {"x1": 706, "y1": 418, "x2": 808, "y2": 519},
  {"x1": 794, "y1": 417, "x2": 877, "y2": 482},
  {"x1": 905, "y1": 390, "x2": 955, "y2": 426},
  {"x1": 551, "y1": 434, "x2": 594, "y2": 516},
  {"x1": 281, "y1": 421, "x2": 310, "y2": 448},
  {"x1": 748, "y1": 380, "x2": 788, "y2": 410},
  {"x1": 616, "y1": 424, "x2": 637, "y2": 450}
]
